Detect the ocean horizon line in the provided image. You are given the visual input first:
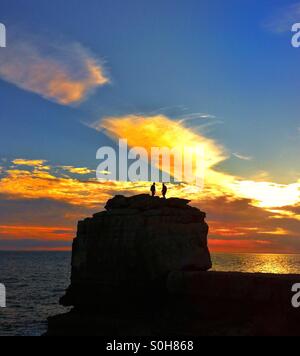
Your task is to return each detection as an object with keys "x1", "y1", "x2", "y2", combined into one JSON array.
[{"x1": 1, "y1": 249, "x2": 300, "y2": 256}]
